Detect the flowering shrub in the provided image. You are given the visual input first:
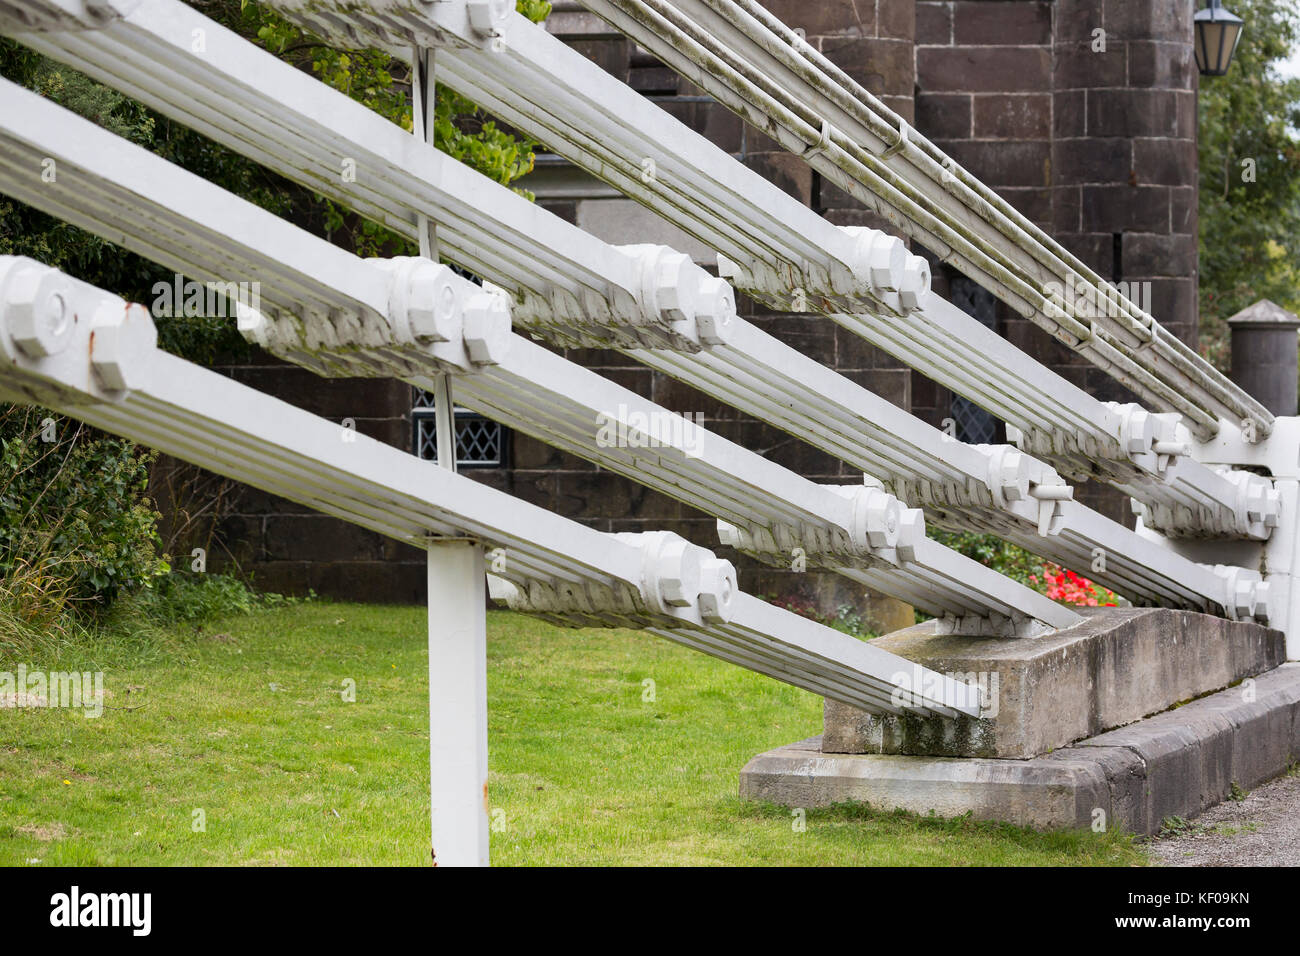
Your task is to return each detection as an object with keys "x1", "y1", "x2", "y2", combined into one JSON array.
[
  {"x1": 1029, "y1": 564, "x2": 1118, "y2": 607},
  {"x1": 936, "y1": 533, "x2": 1121, "y2": 608}
]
